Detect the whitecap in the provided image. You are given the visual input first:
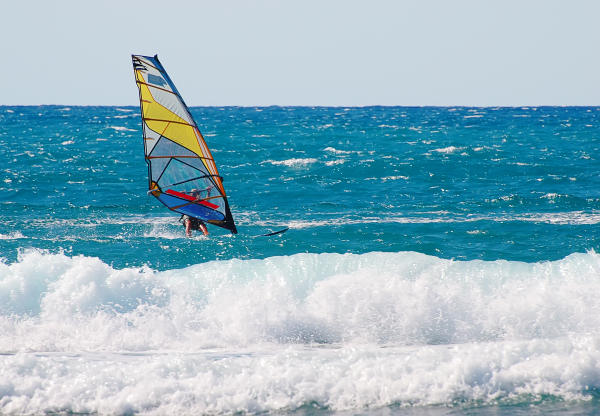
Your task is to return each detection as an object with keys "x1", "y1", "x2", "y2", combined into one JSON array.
[
  {"x1": 108, "y1": 126, "x2": 136, "y2": 132},
  {"x1": 432, "y1": 146, "x2": 464, "y2": 154},
  {"x1": 0, "y1": 231, "x2": 24, "y2": 240},
  {"x1": 382, "y1": 176, "x2": 409, "y2": 181},
  {"x1": 264, "y1": 158, "x2": 318, "y2": 167},
  {"x1": 325, "y1": 159, "x2": 345, "y2": 166},
  {"x1": 324, "y1": 147, "x2": 352, "y2": 155},
  {"x1": 3, "y1": 249, "x2": 600, "y2": 354}
]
